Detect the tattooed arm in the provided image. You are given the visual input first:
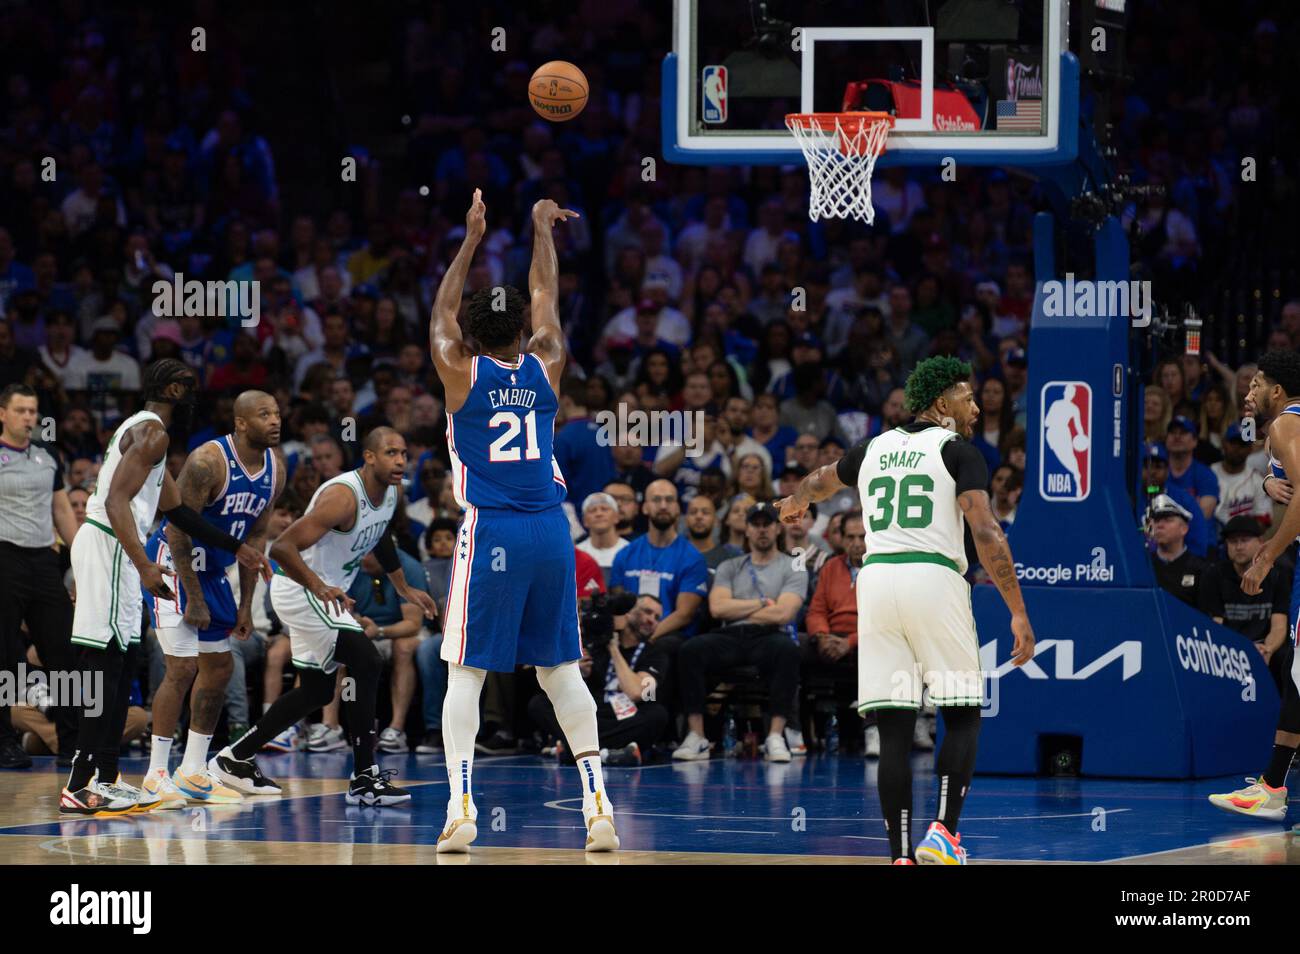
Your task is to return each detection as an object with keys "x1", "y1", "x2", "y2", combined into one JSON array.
[
  {"x1": 777, "y1": 462, "x2": 846, "y2": 524},
  {"x1": 164, "y1": 442, "x2": 226, "y2": 633},
  {"x1": 959, "y1": 489, "x2": 1035, "y2": 666}
]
